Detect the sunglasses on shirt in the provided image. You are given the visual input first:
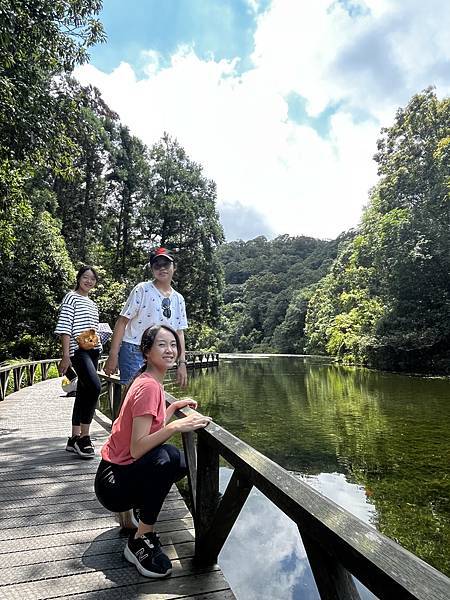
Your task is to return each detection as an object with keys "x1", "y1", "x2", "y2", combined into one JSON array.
[{"x1": 162, "y1": 297, "x2": 171, "y2": 318}]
